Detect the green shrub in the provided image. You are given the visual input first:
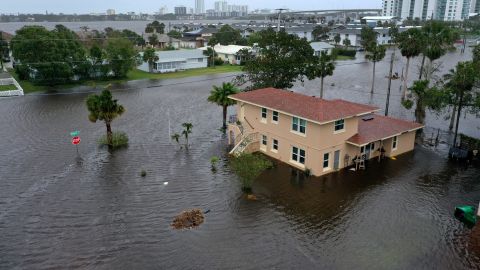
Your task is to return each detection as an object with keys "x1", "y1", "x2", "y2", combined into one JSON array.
[
  {"x1": 140, "y1": 170, "x2": 147, "y2": 177},
  {"x1": 213, "y1": 57, "x2": 224, "y2": 66},
  {"x1": 332, "y1": 48, "x2": 357, "y2": 58},
  {"x1": 401, "y1": 99, "x2": 414, "y2": 110},
  {"x1": 230, "y1": 153, "x2": 273, "y2": 192},
  {"x1": 98, "y1": 131, "x2": 129, "y2": 149}
]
